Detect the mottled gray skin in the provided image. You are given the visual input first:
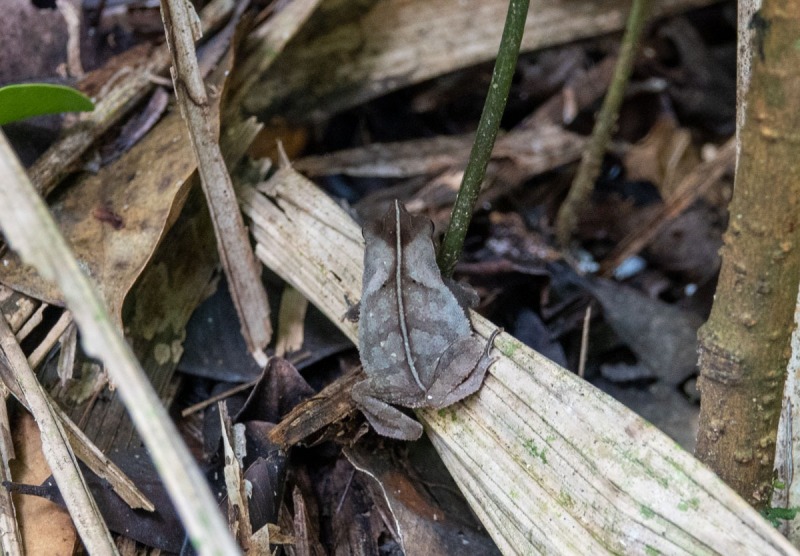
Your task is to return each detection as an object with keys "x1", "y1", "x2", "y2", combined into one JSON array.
[{"x1": 350, "y1": 201, "x2": 496, "y2": 440}]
